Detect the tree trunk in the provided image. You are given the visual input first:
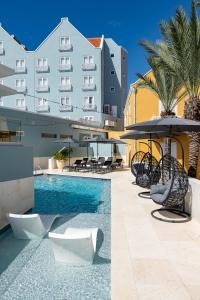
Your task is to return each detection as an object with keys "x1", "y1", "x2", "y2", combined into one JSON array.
[{"x1": 184, "y1": 97, "x2": 200, "y2": 178}]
